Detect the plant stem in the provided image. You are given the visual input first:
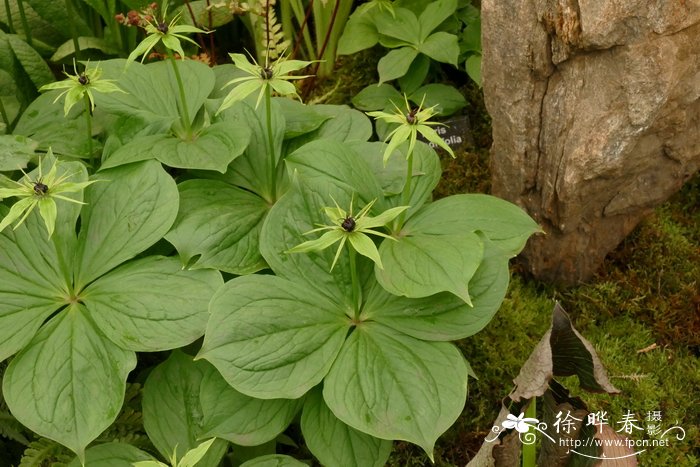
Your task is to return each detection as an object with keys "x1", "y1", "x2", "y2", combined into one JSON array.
[
  {"x1": 167, "y1": 51, "x2": 192, "y2": 139},
  {"x1": 264, "y1": 85, "x2": 277, "y2": 201},
  {"x1": 64, "y1": 0, "x2": 82, "y2": 60},
  {"x1": 3, "y1": 0, "x2": 15, "y2": 34},
  {"x1": 348, "y1": 242, "x2": 361, "y2": 318},
  {"x1": 0, "y1": 98, "x2": 9, "y2": 132},
  {"x1": 83, "y1": 94, "x2": 94, "y2": 168},
  {"x1": 397, "y1": 146, "x2": 414, "y2": 230},
  {"x1": 16, "y1": 0, "x2": 33, "y2": 47},
  {"x1": 522, "y1": 399, "x2": 537, "y2": 467}
]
